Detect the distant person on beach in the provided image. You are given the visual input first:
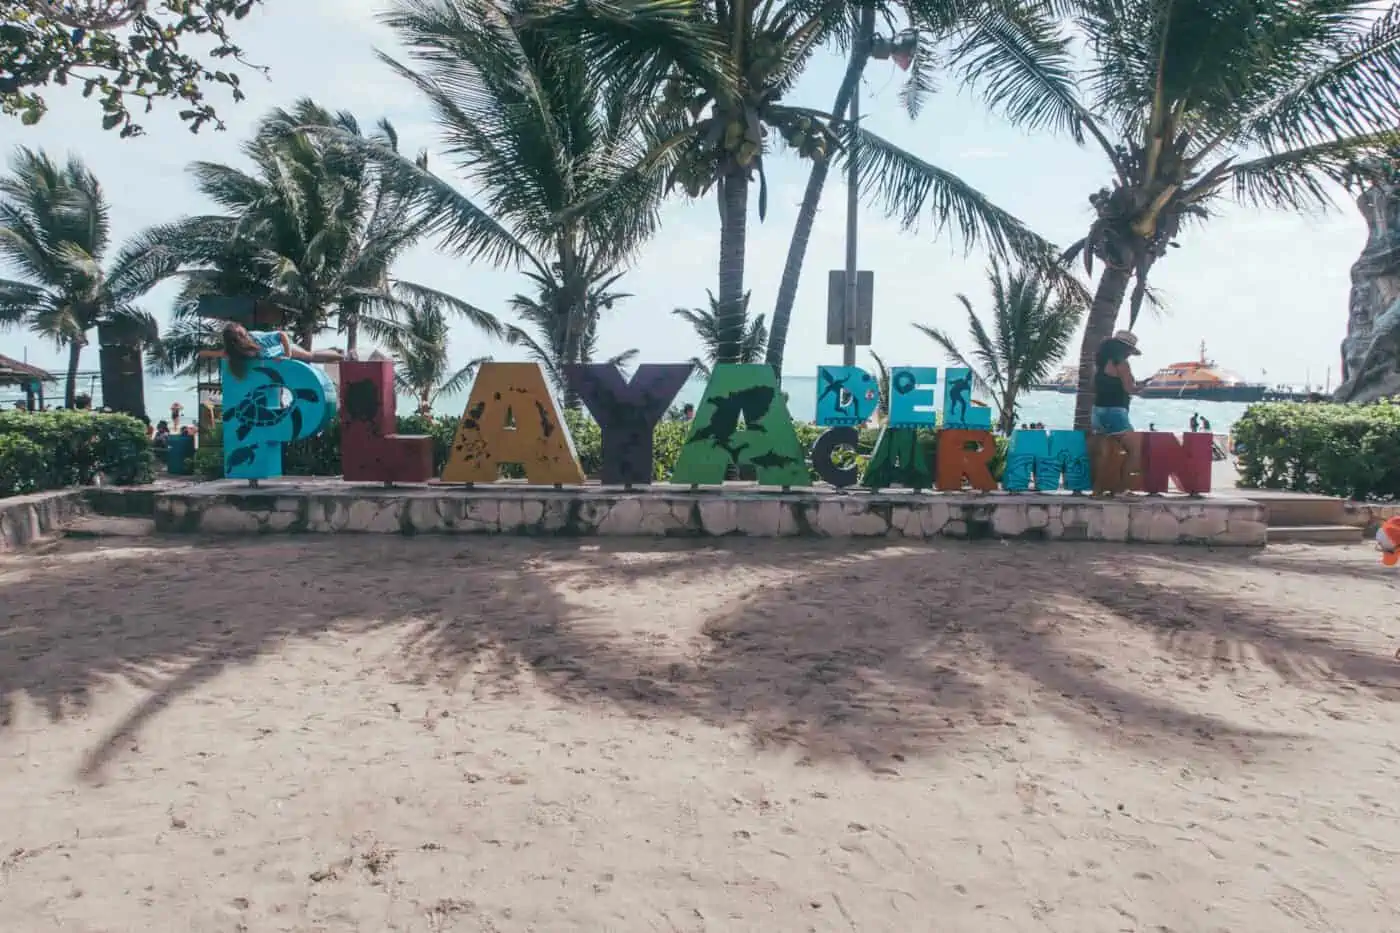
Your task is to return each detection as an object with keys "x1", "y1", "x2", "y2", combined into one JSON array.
[
  {"x1": 153, "y1": 421, "x2": 171, "y2": 451},
  {"x1": 1092, "y1": 330, "x2": 1140, "y2": 435},
  {"x1": 74, "y1": 393, "x2": 91, "y2": 410},
  {"x1": 681, "y1": 403, "x2": 695, "y2": 422},
  {"x1": 221, "y1": 322, "x2": 342, "y2": 378},
  {"x1": 1189, "y1": 412, "x2": 1200, "y2": 432},
  {"x1": 1201, "y1": 416, "x2": 1212, "y2": 432}
]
